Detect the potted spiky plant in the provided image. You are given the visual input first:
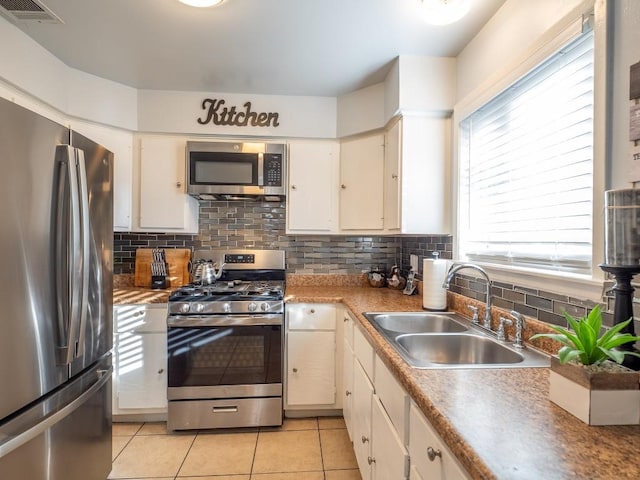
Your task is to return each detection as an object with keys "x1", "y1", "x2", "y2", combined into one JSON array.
[{"x1": 531, "y1": 305, "x2": 640, "y2": 425}]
